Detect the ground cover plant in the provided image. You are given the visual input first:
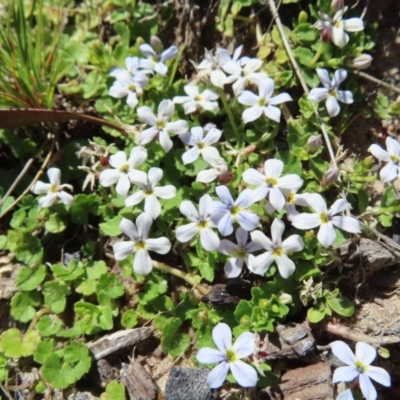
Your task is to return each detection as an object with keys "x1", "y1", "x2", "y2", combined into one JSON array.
[{"x1": 0, "y1": 0, "x2": 400, "y2": 399}]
